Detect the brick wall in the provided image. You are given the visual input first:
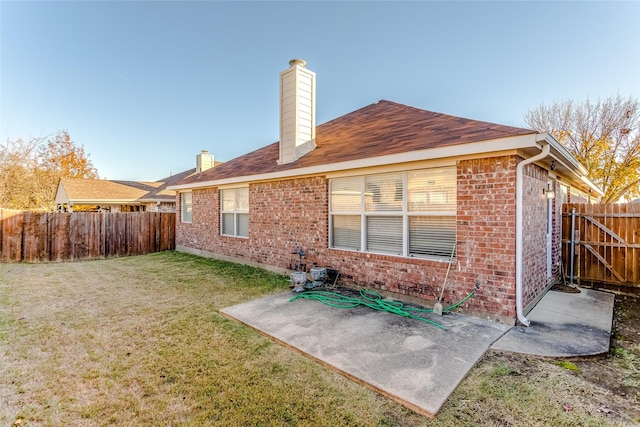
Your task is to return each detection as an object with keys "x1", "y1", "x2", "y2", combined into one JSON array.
[
  {"x1": 455, "y1": 156, "x2": 518, "y2": 319},
  {"x1": 176, "y1": 178, "x2": 328, "y2": 268},
  {"x1": 550, "y1": 179, "x2": 563, "y2": 281},
  {"x1": 175, "y1": 155, "x2": 555, "y2": 324},
  {"x1": 521, "y1": 162, "x2": 554, "y2": 307},
  {"x1": 248, "y1": 177, "x2": 328, "y2": 267}
]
